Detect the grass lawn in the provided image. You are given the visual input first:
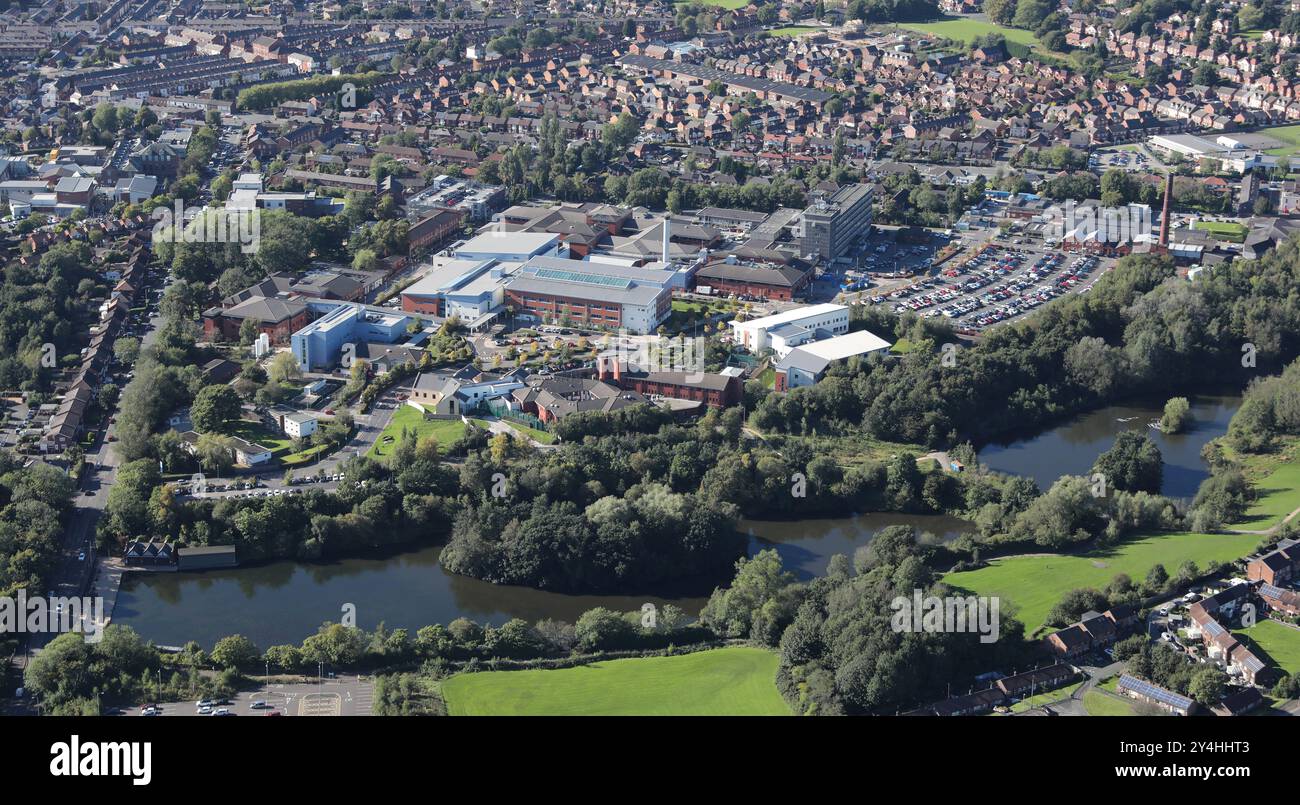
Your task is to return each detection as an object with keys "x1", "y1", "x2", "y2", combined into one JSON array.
[
  {"x1": 440, "y1": 647, "x2": 789, "y2": 716},
  {"x1": 281, "y1": 443, "x2": 331, "y2": 467},
  {"x1": 944, "y1": 530, "x2": 1259, "y2": 635},
  {"x1": 1233, "y1": 620, "x2": 1300, "y2": 677},
  {"x1": 756, "y1": 366, "x2": 775, "y2": 388},
  {"x1": 368, "y1": 405, "x2": 476, "y2": 460},
  {"x1": 676, "y1": 0, "x2": 749, "y2": 7},
  {"x1": 1228, "y1": 456, "x2": 1300, "y2": 531},
  {"x1": 897, "y1": 18, "x2": 1043, "y2": 57},
  {"x1": 1083, "y1": 689, "x2": 1135, "y2": 716},
  {"x1": 1257, "y1": 124, "x2": 1300, "y2": 158},
  {"x1": 1193, "y1": 220, "x2": 1248, "y2": 242},
  {"x1": 500, "y1": 420, "x2": 557, "y2": 445},
  {"x1": 768, "y1": 25, "x2": 819, "y2": 37},
  {"x1": 227, "y1": 420, "x2": 290, "y2": 455},
  {"x1": 665, "y1": 298, "x2": 737, "y2": 333},
  {"x1": 1008, "y1": 680, "x2": 1084, "y2": 712}
]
